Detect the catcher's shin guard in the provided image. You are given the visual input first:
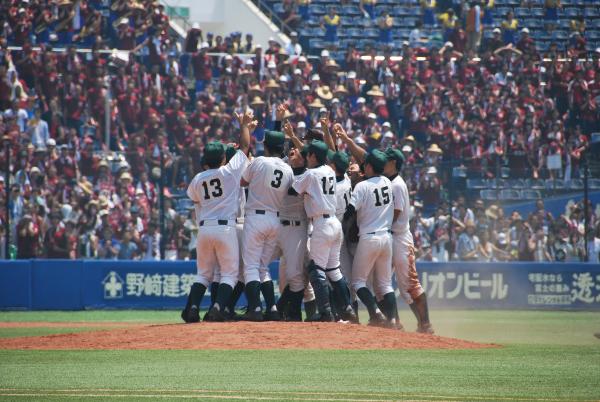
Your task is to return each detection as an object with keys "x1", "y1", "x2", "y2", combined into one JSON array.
[{"x1": 307, "y1": 260, "x2": 332, "y2": 318}]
